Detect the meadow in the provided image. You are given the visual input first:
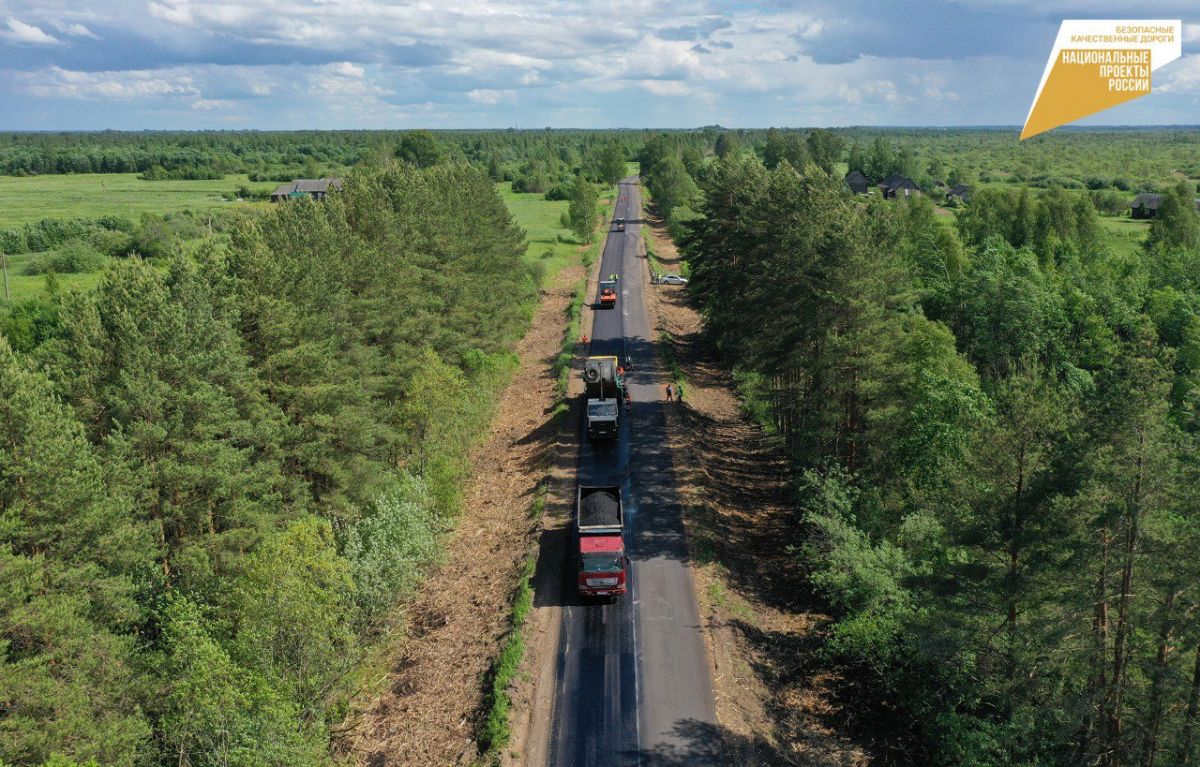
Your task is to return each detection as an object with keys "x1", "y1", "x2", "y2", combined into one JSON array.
[{"x1": 0, "y1": 172, "x2": 273, "y2": 228}]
